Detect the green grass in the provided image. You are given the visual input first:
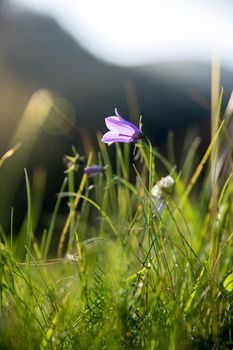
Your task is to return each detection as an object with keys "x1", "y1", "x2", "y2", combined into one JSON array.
[{"x1": 0, "y1": 104, "x2": 232, "y2": 349}]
